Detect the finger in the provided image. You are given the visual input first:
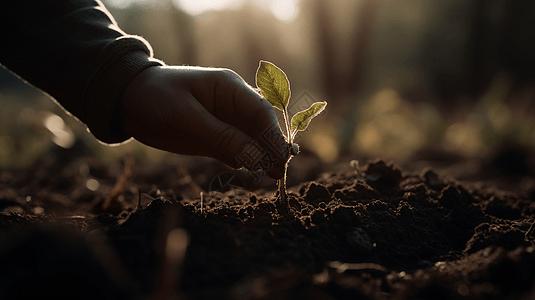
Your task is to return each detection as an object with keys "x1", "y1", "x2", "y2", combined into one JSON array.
[
  {"x1": 122, "y1": 113, "x2": 246, "y2": 168},
  {"x1": 139, "y1": 135, "x2": 243, "y2": 169},
  {"x1": 184, "y1": 95, "x2": 275, "y2": 174},
  {"x1": 122, "y1": 88, "x2": 282, "y2": 178},
  {"x1": 230, "y1": 83, "x2": 288, "y2": 177},
  {"x1": 192, "y1": 104, "x2": 286, "y2": 179}
]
